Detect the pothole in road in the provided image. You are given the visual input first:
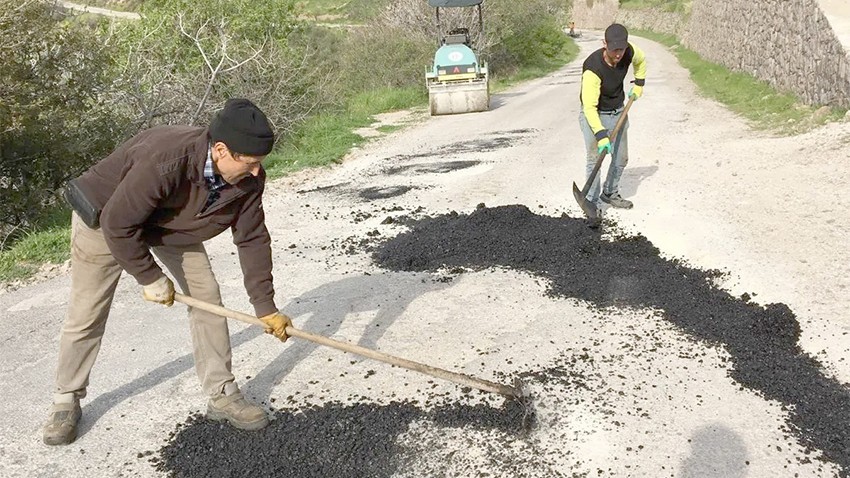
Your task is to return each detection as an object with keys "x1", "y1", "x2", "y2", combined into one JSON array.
[
  {"x1": 381, "y1": 129, "x2": 536, "y2": 164},
  {"x1": 296, "y1": 182, "x2": 351, "y2": 194},
  {"x1": 383, "y1": 160, "x2": 481, "y2": 176},
  {"x1": 358, "y1": 185, "x2": 416, "y2": 200}
]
